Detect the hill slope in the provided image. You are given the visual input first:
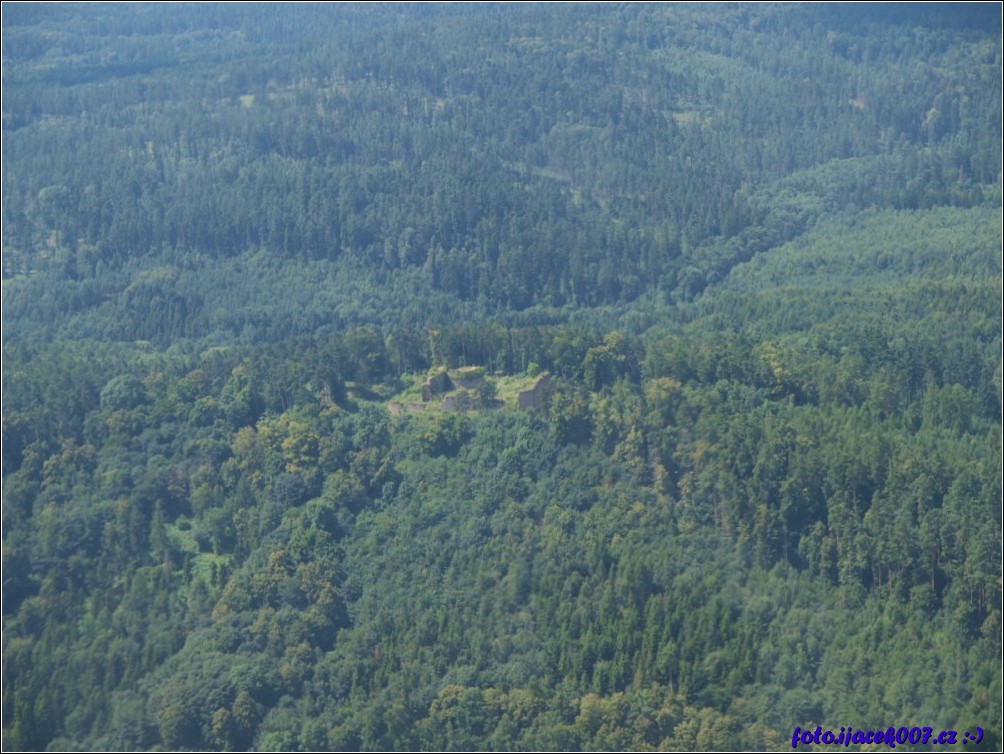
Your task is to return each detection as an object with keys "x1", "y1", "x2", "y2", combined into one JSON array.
[{"x1": 2, "y1": 3, "x2": 1000, "y2": 751}]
